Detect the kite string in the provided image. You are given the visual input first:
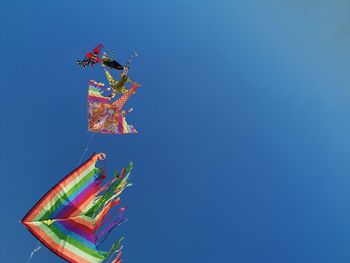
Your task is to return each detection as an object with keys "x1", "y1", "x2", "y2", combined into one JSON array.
[
  {"x1": 25, "y1": 133, "x2": 96, "y2": 263},
  {"x1": 76, "y1": 133, "x2": 95, "y2": 167},
  {"x1": 26, "y1": 241, "x2": 41, "y2": 263}
]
